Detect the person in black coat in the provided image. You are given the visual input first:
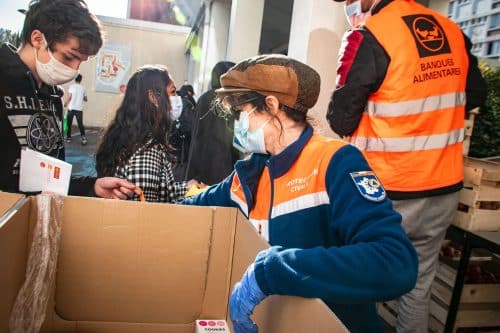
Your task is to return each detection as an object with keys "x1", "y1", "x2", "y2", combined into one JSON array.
[
  {"x1": 185, "y1": 61, "x2": 239, "y2": 185},
  {"x1": 170, "y1": 93, "x2": 196, "y2": 181},
  {"x1": 178, "y1": 83, "x2": 197, "y2": 109}
]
